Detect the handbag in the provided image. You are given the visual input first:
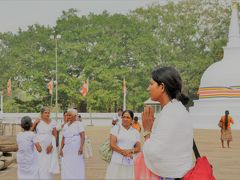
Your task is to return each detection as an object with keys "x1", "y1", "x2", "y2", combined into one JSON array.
[
  {"x1": 183, "y1": 139, "x2": 216, "y2": 180},
  {"x1": 134, "y1": 152, "x2": 159, "y2": 180},
  {"x1": 99, "y1": 125, "x2": 120, "y2": 163}
]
